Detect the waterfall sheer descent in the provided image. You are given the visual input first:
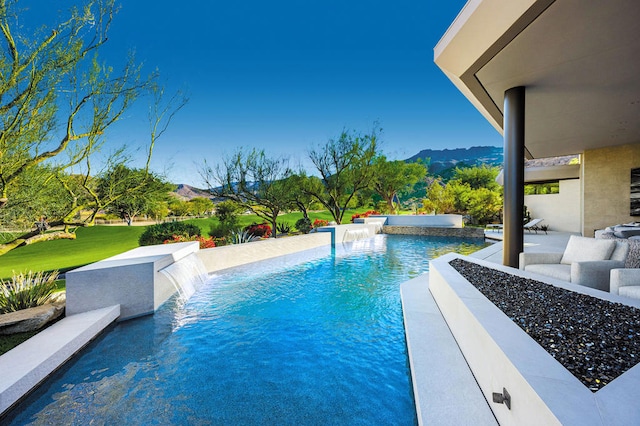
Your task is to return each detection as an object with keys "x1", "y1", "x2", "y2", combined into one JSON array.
[
  {"x1": 342, "y1": 228, "x2": 370, "y2": 243},
  {"x1": 160, "y1": 253, "x2": 209, "y2": 300}
]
